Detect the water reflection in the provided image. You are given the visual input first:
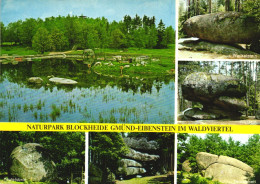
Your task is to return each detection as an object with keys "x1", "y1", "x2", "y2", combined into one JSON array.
[{"x1": 0, "y1": 59, "x2": 174, "y2": 123}]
